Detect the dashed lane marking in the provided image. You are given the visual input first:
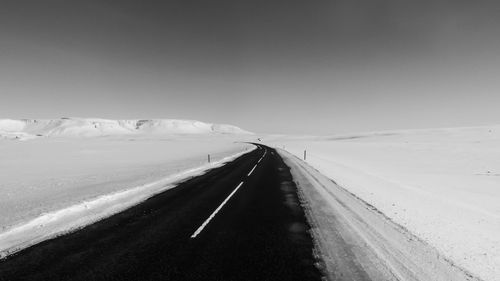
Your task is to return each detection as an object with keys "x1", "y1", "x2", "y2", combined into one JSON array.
[
  {"x1": 247, "y1": 164, "x2": 258, "y2": 176},
  {"x1": 190, "y1": 181, "x2": 245, "y2": 238},
  {"x1": 257, "y1": 151, "x2": 266, "y2": 163},
  {"x1": 191, "y1": 149, "x2": 269, "y2": 238}
]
